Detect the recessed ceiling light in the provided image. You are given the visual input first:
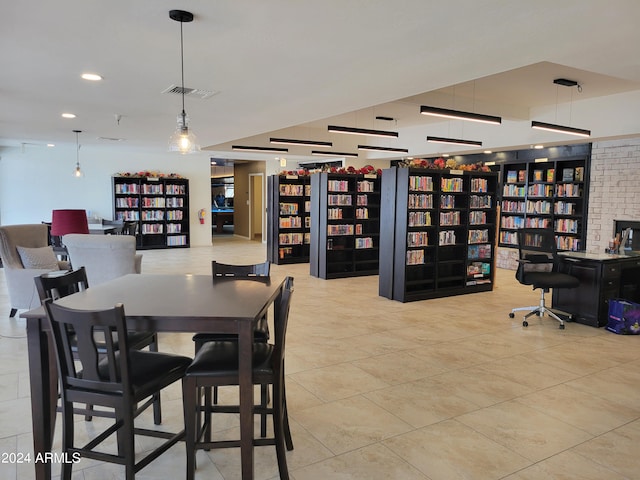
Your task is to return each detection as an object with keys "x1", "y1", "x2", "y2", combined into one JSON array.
[
  {"x1": 534, "y1": 144, "x2": 544, "y2": 149},
  {"x1": 47, "y1": 143, "x2": 55, "y2": 147},
  {"x1": 81, "y1": 73, "x2": 103, "y2": 81},
  {"x1": 484, "y1": 150, "x2": 492, "y2": 154},
  {"x1": 61, "y1": 113, "x2": 76, "y2": 119}
]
